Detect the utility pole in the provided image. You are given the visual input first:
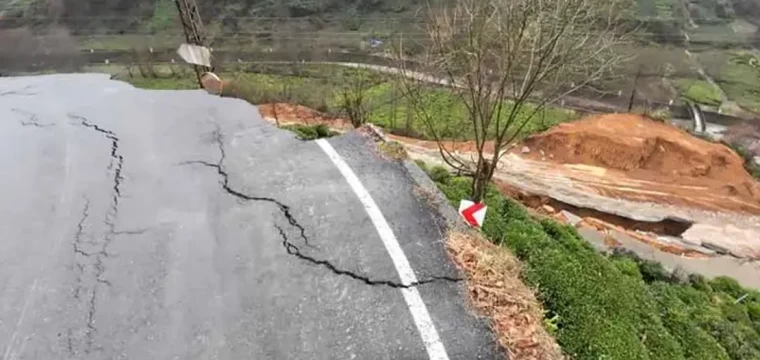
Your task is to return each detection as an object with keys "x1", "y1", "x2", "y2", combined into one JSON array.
[
  {"x1": 174, "y1": 0, "x2": 210, "y2": 87},
  {"x1": 627, "y1": 66, "x2": 642, "y2": 112}
]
